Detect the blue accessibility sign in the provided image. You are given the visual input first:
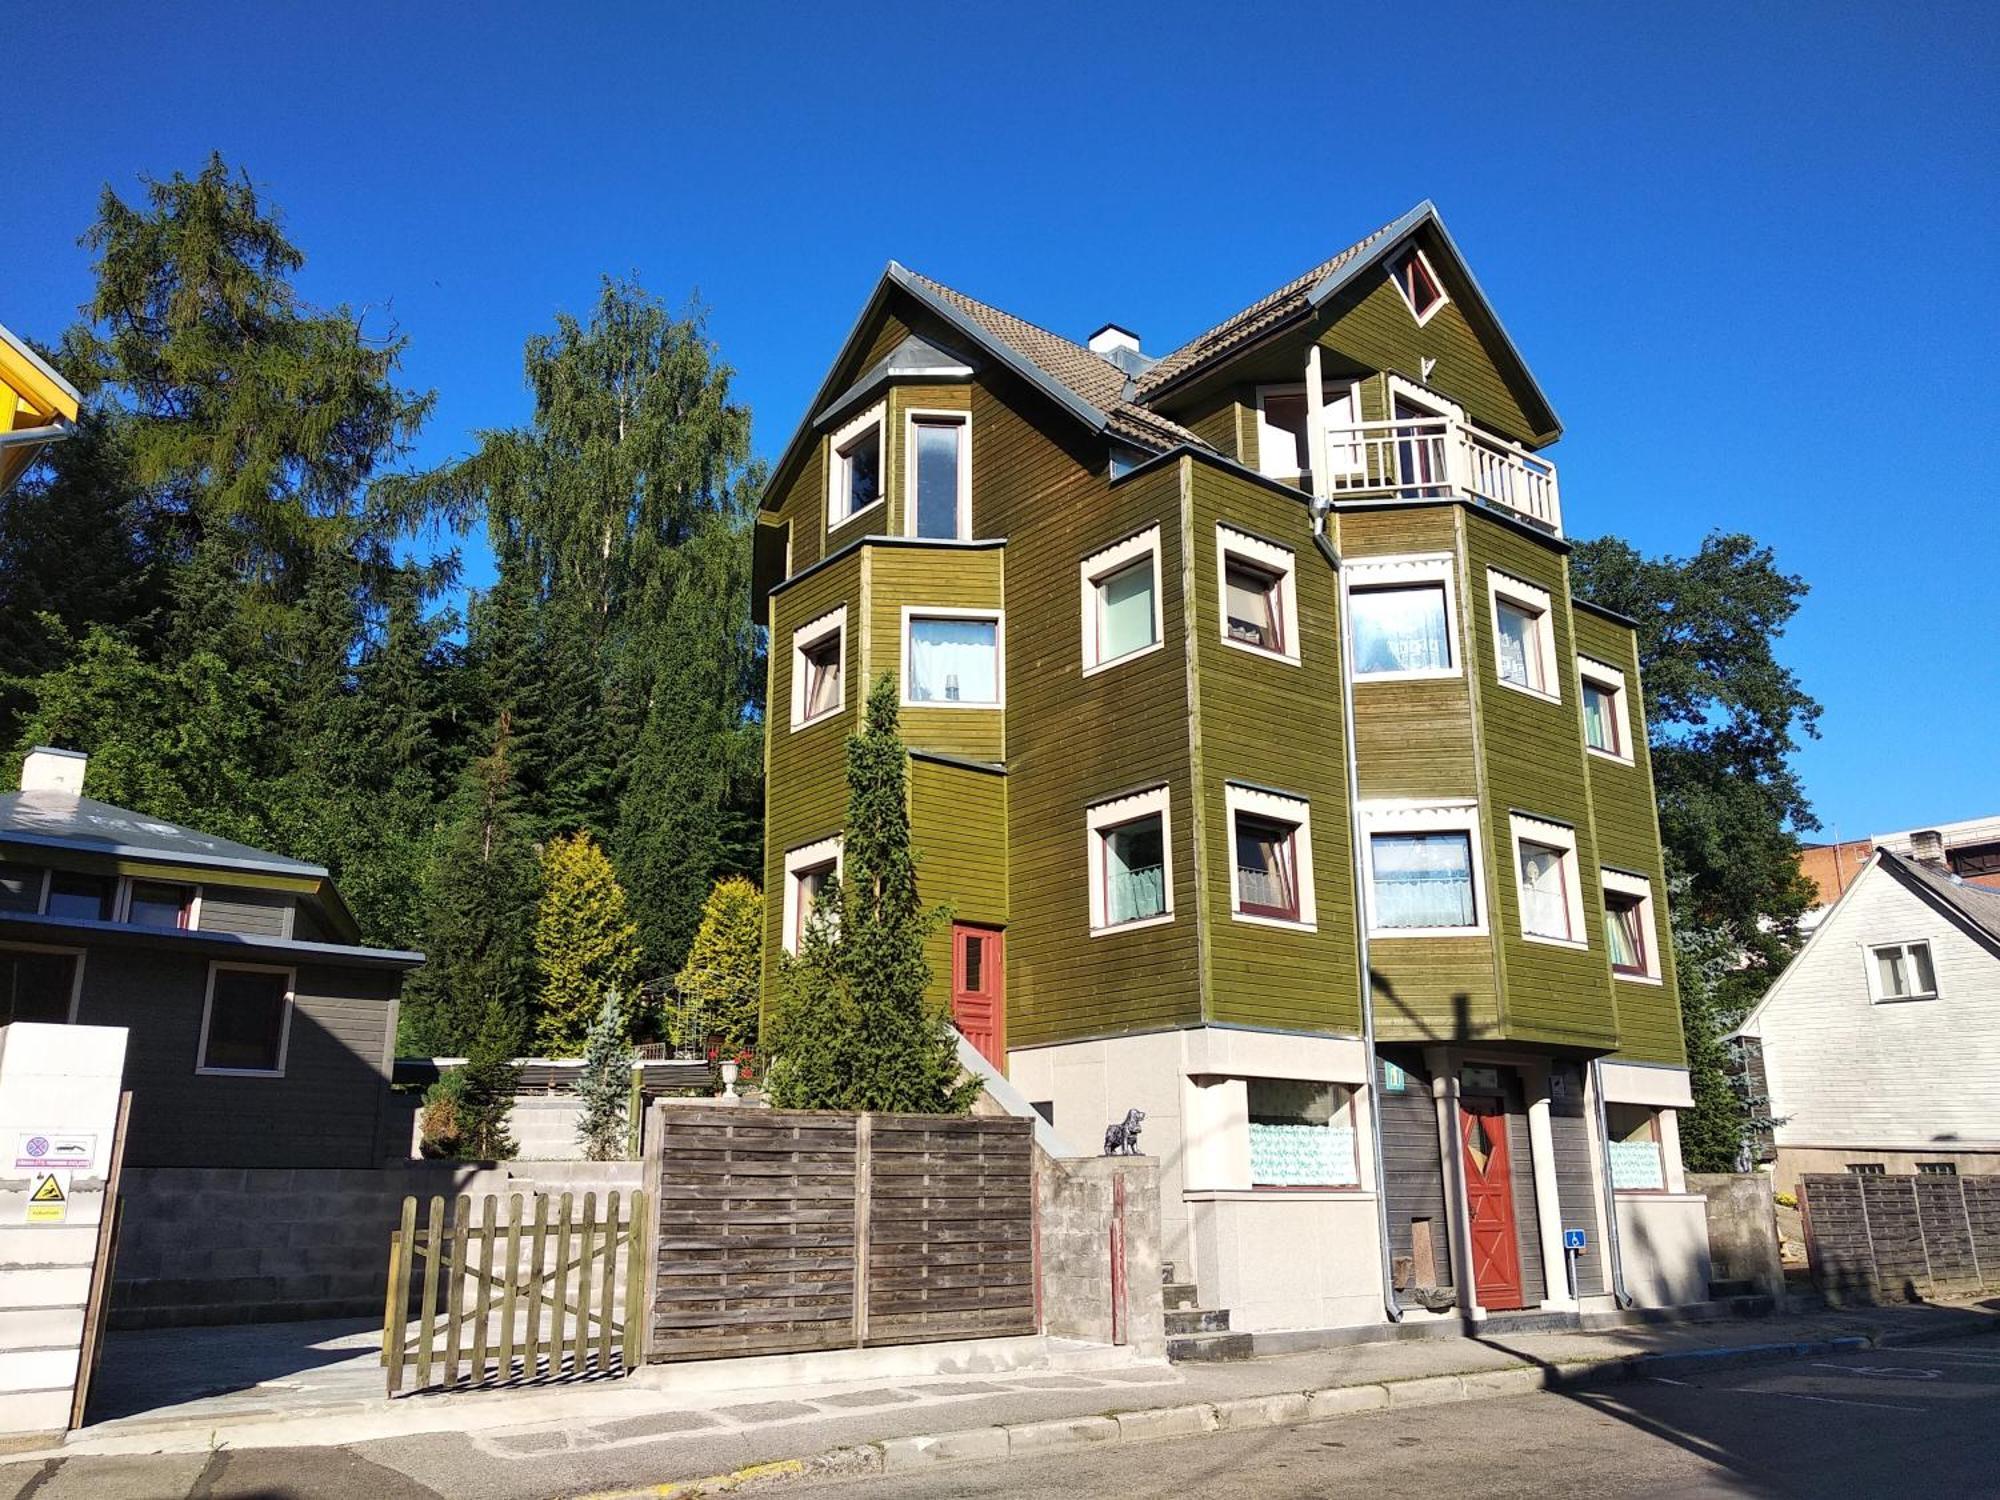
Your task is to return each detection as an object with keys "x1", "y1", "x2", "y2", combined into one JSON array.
[{"x1": 1563, "y1": 1228, "x2": 1588, "y2": 1252}]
